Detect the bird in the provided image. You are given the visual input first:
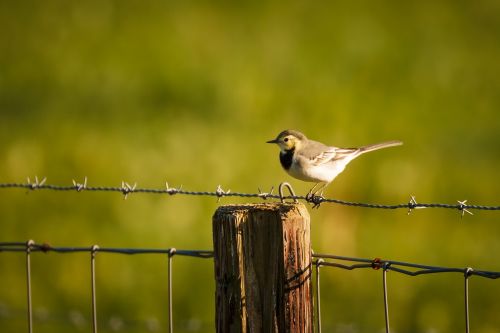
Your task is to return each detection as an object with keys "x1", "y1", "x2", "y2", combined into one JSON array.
[{"x1": 267, "y1": 129, "x2": 402, "y2": 198}]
